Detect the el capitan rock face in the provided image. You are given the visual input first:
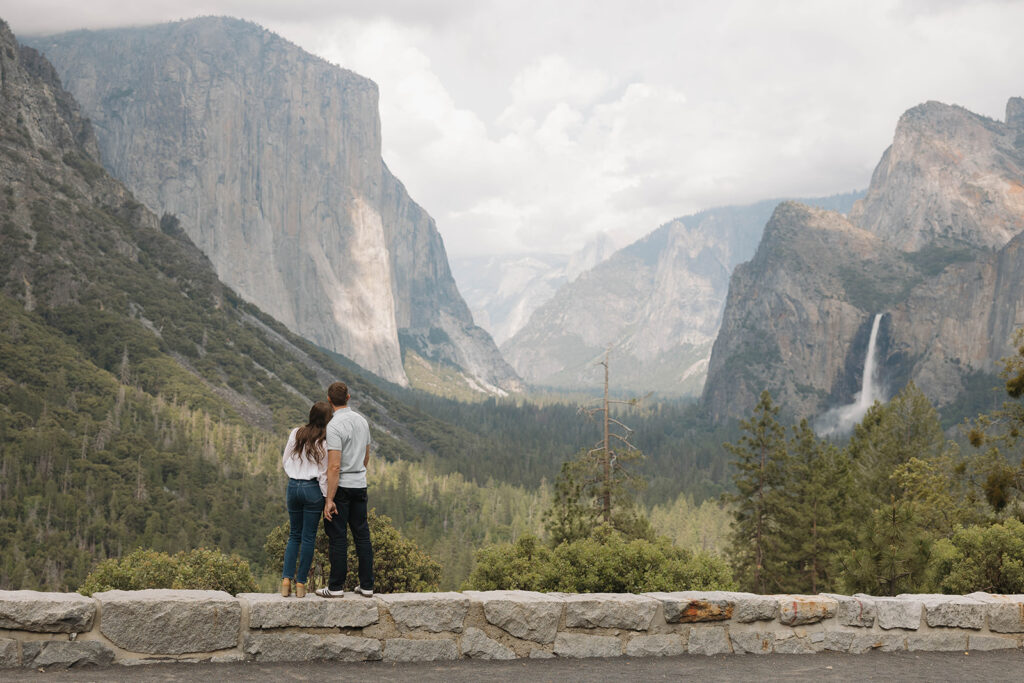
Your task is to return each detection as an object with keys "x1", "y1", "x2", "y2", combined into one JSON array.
[
  {"x1": 29, "y1": 17, "x2": 520, "y2": 393},
  {"x1": 703, "y1": 99, "x2": 1024, "y2": 421}
]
